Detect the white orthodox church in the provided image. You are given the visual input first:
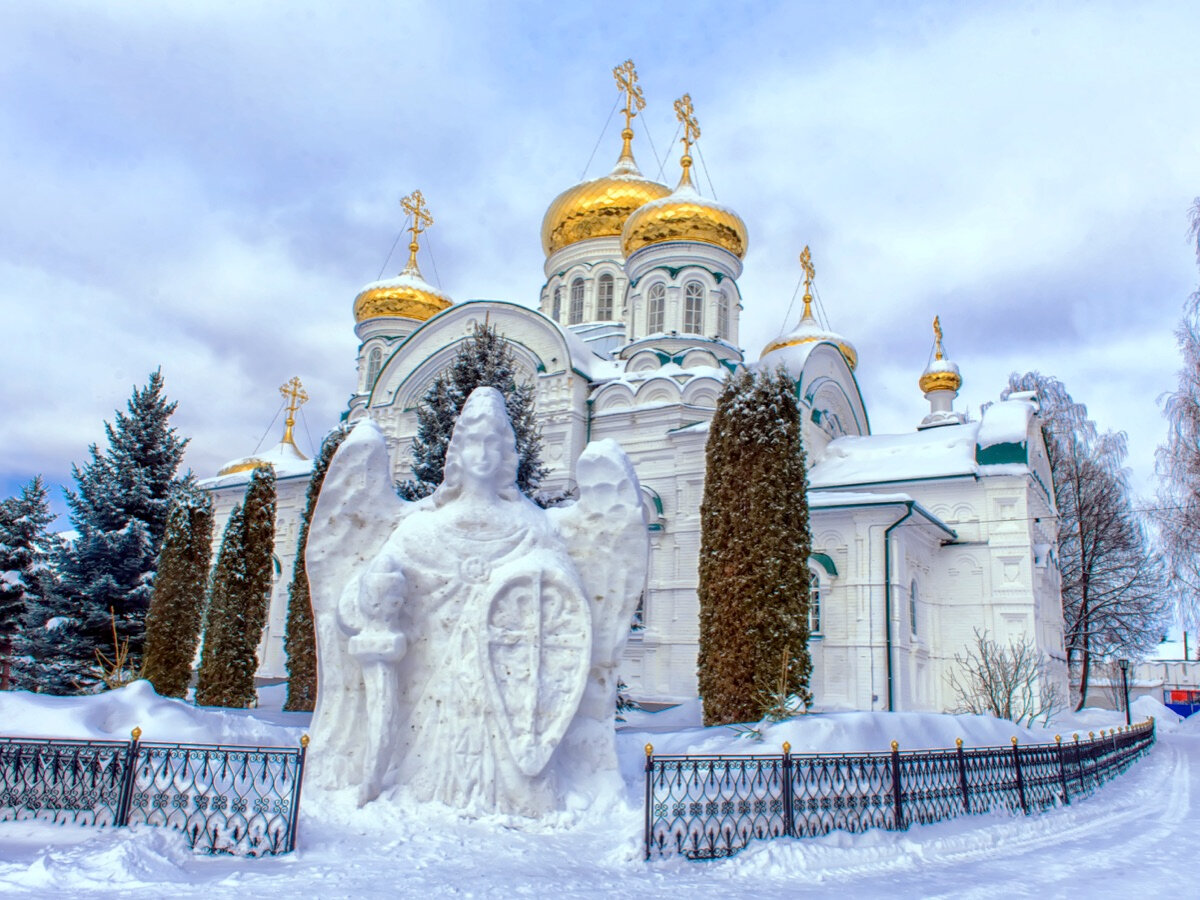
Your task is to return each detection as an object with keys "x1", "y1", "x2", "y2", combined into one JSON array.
[{"x1": 201, "y1": 67, "x2": 1068, "y2": 712}]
